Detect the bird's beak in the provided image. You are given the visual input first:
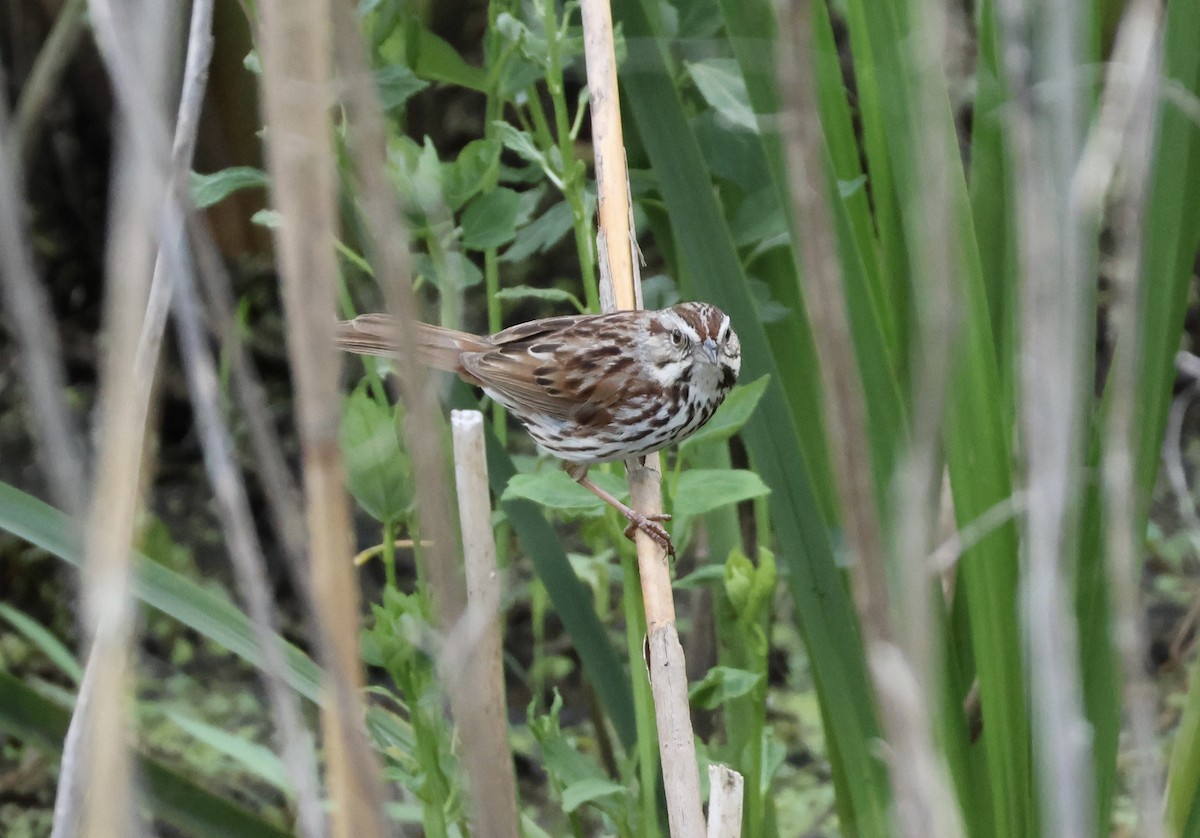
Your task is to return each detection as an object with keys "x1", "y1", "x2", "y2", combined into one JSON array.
[{"x1": 700, "y1": 338, "x2": 719, "y2": 366}]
